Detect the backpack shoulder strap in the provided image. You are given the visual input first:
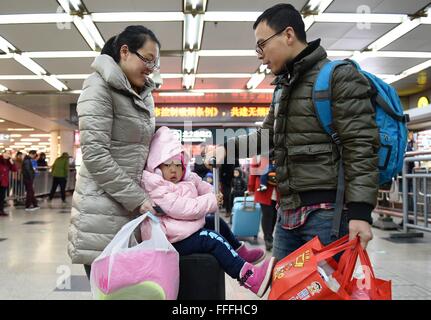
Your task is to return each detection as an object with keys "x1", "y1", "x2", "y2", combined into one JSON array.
[
  {"x1": 312, "y1": 60, "x2": 350, "y2": 145},
  {"x1": 312, "y1": 60, "x2": 351, "y2": 239}
]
